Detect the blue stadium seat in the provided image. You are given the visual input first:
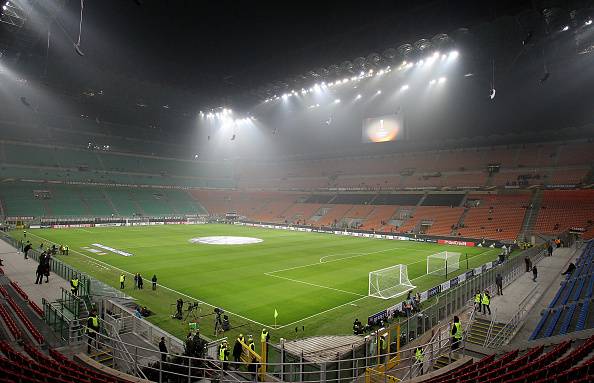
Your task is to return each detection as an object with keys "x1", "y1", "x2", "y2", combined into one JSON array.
[
  {"x1": 549, "y1": 282, "x2": 567, "y2": 308},
  {"x1": 559, "y1": 303, "x2": 577, "y2": 335},
  {"x1": 530, "y1": 309, "x2": 550, "y2": 340},
  {"x1": 572, "y1": 278, "x2": 586, "y2": 301},
  {"x1": 544, "y1": 309, "x2": 563, "y2": 338},
  {"x1": 576, "y1": 300, "x2": 590, "y2": 332}
]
